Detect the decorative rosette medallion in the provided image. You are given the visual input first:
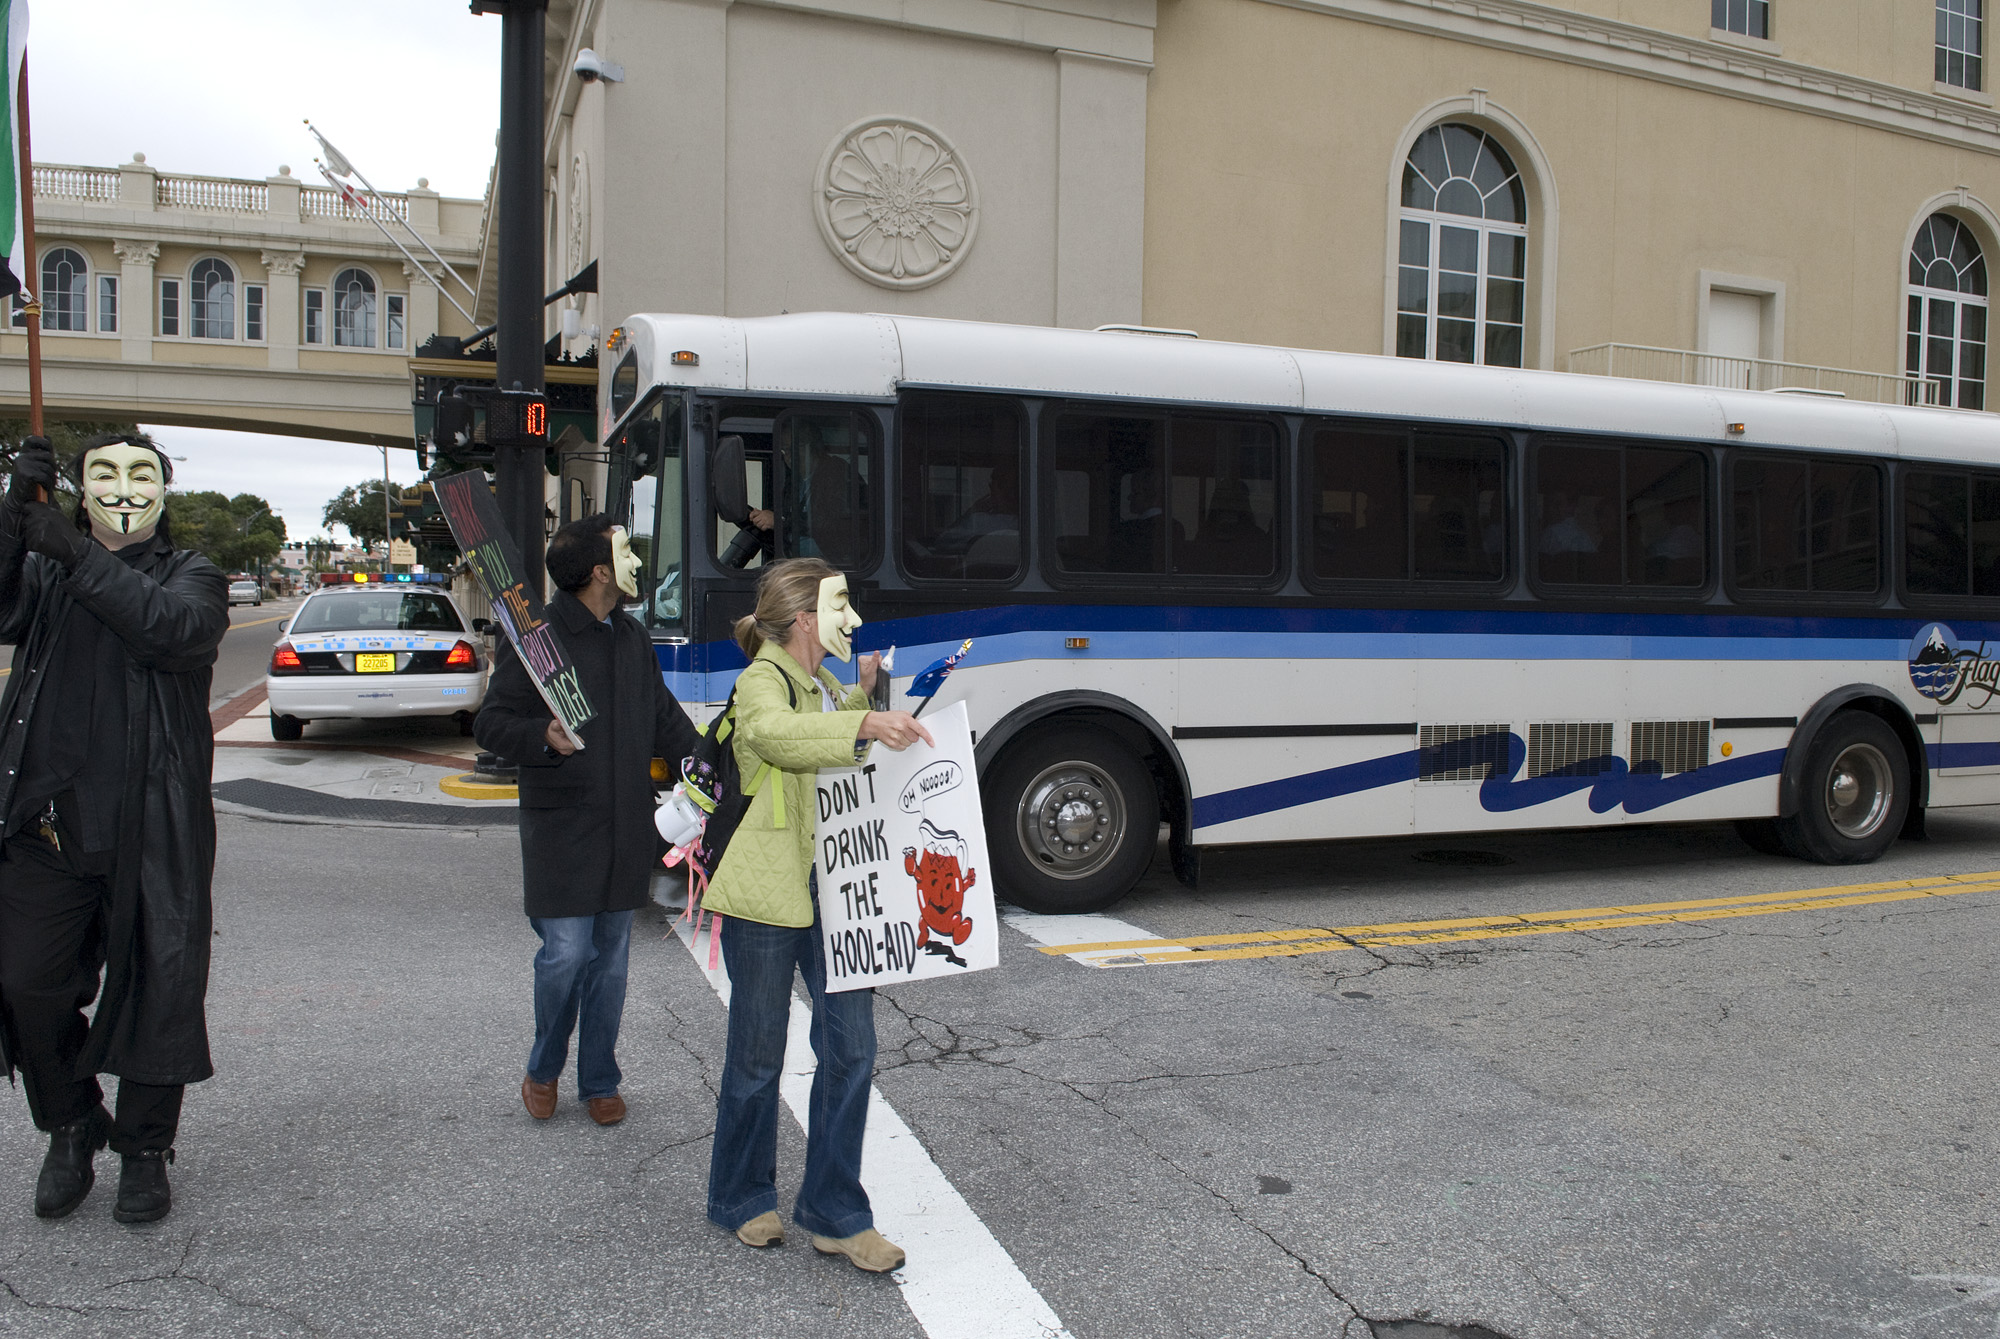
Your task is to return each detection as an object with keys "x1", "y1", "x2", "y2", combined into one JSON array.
[{"x1": 815, "y1": 117, "x2": 979, "y2": 290}]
